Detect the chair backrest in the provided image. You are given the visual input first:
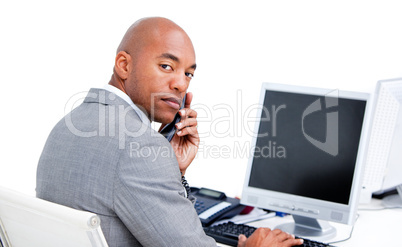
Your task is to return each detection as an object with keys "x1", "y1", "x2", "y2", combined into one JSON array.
[{"x1": 0, "y1": 186, "x2": 109, "y2": 247}]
